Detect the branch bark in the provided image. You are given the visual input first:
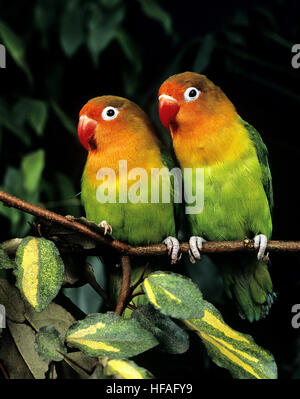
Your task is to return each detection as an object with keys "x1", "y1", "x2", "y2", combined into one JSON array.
[
  {"x1": 115, "y1": 256, "x2": 132, "y2": 315},
  {"x1": 1, "y1": 190, "x2": 300, "y2": 256}
]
